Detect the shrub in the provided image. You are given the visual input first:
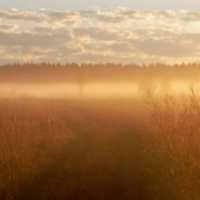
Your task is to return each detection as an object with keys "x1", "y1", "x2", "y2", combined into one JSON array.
[{"x1": 139, "y1": 83, "x2": 200, "y2": 199}]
